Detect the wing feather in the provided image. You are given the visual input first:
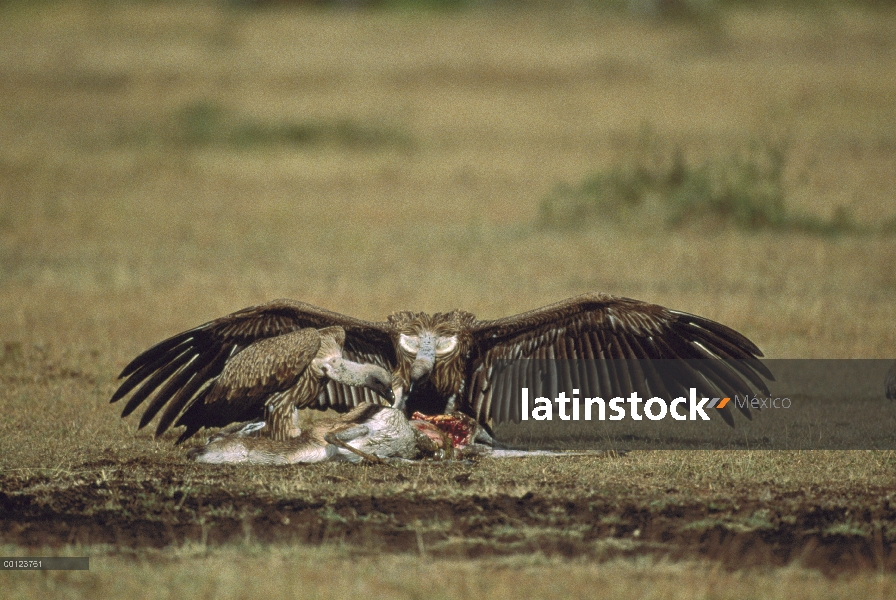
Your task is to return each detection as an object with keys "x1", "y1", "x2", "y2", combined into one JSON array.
[
  {"x1": 472, "y1": 366, "x2": 490, "y2": 418},
  {"x1": 204, "y1": 329, "x2": 321, "y2": 405},
  {"x1": 137, "y1": 354, "x2": 201, "y2": 430},
  {"x1": 154, "y1": 347, "x2": 231, "y2": 437},
  {"x1": 512, "y1": 360, "x2": 523, "y2": 423},
  {"x1": 112, "y1": 299, "x2": 396, "y2": 440},
  {"x1": 111, "y1": 344, "x2": 190, "y2": 404},
  {"x1": 467, "y1": 293, "x2": 773, "y2": 425},
  {"x1": 118, "y1": 332, "x2": 196, "y2": 380},
  {"x1": 120, "y1": 348, "x2": 194, "y2": 418},
  {"x1": 626, "y1": 334, "x2": 673, "y2": 400},
  {"x1": 503, "y1": 360, "x2": 516, "y2": 424}
]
